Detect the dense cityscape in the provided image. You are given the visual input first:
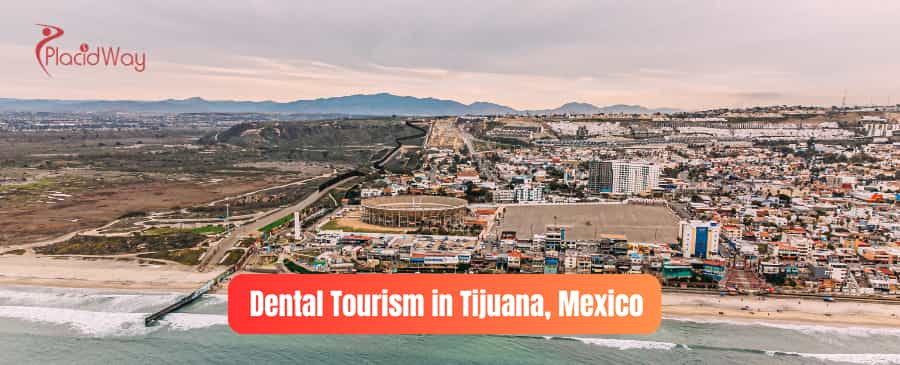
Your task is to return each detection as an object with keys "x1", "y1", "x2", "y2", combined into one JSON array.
[
  {"x1": 267, "y1": 106, "x2": 900, "y2": 299},
  {"x1": 4, "y1": 104, "x2": 900, "y2": 303}
]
